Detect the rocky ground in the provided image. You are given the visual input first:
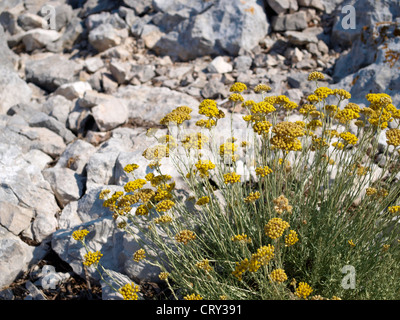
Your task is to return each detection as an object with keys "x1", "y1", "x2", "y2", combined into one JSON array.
[{"x1": 0, "y1": 0, "x2": 399, "y2": 300}]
